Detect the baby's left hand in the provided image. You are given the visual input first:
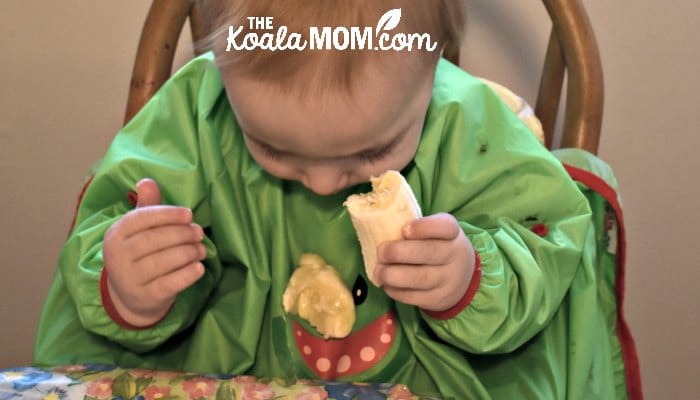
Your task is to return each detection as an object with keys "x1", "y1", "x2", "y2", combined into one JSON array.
[{"x1": 375, "y1": 213, "x2": 475, "y2": 312}]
